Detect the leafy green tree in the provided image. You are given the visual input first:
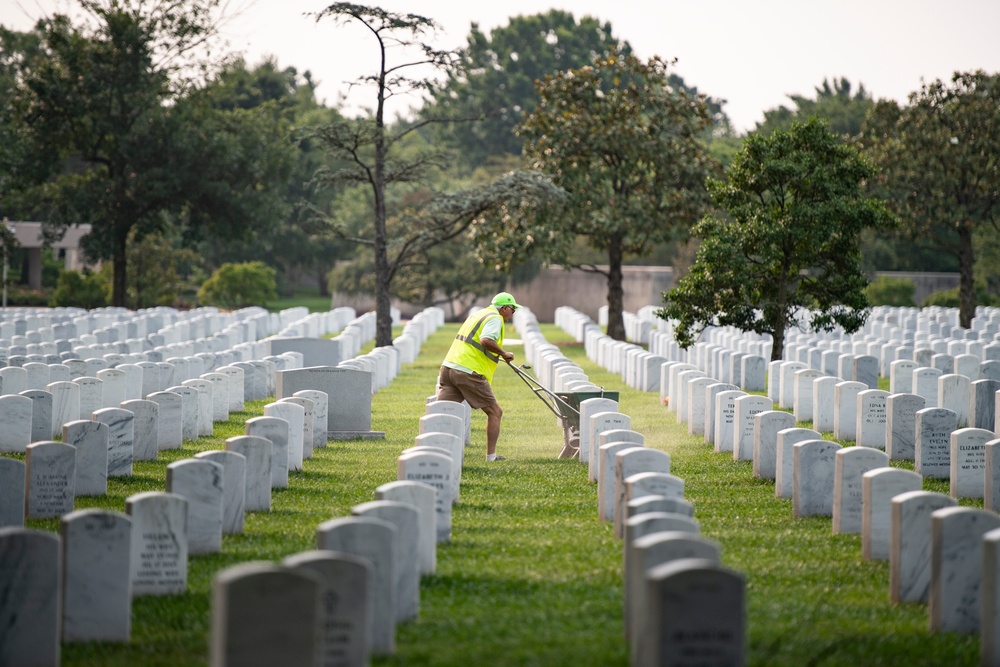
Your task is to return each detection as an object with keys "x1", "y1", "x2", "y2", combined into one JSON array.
[
  {"x1": 755, "y1": 77, "x2": 874, "y2": 138},
  {"x1": 308, "y1": 4, "x2": 560, "y2": 346},
  {"x1": 126, "y1": 229, "x2": 201, "y2": 308},
  {"x1": 862, "y1": 70, "x2": 1000, "y2": 328},
  {"x1": 659, "y1": 118, "x2": 896, "y2": 361},
  {"x1": 49, "y1": 268, "x2": 108, "y2": 309},
  {"x1": 865, "y1": 276, "x2": 915, "y2": 307},
  {"x1": 5, "y1": 0, "x2": 293, "y2": 307},
  {"x1": 478, "y1": 49, "x2": 719, "y2": 341},
  {"x1": 425, "y1": 11, "x2": 630, "y2": 168},
  {"x1": 198, "y1": 261, "x2": 277, "y2": 310}
]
